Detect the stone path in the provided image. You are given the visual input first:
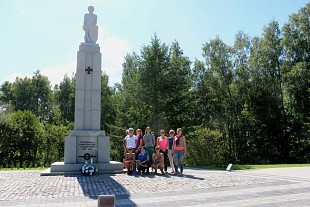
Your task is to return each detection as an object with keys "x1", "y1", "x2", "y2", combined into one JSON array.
[{"x1": 0, "y1": 167, "x2": 309, "y2": 206}]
